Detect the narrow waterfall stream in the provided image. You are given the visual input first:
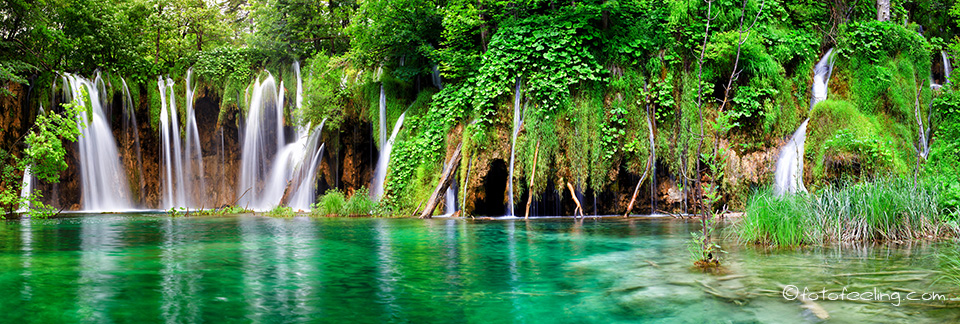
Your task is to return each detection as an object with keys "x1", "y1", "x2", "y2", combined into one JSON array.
[
  {"x1": 183, "y1": 68, "x2": 205, "y2": 206},
  {"x1": 773, "y1": 48, "x2": 834, "y2": 196},
  {"x1": 120, "y1": 77, "x2": 144, "y2": 206},
  {"x1": 371, "y1": 110, "x2": 407, "y2": 200},
  {"x1": 506, "y1": 78, "x2": 522, "y2": 216}
]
